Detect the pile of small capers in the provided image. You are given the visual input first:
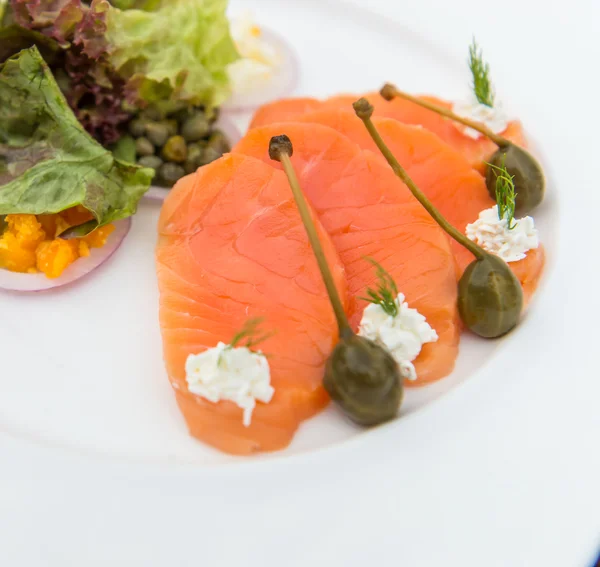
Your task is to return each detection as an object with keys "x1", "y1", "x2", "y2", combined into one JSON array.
[{"x1": 127, "y1": 105, "x2": 232, "y2": 187}]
